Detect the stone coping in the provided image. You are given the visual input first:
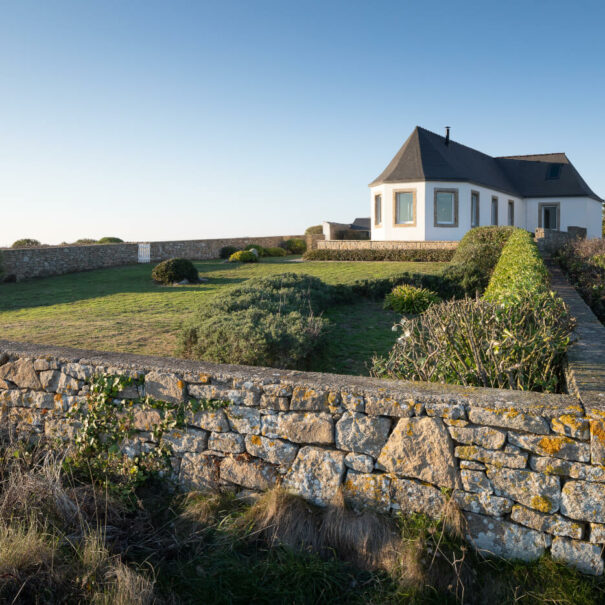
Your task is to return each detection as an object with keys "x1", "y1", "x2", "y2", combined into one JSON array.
[
  {"x1": 546, "y1": 260, "x2": 605, "y2": 418},
  {"x1": 0, "y1": 339, "x2": 579, "y2": 417}
]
